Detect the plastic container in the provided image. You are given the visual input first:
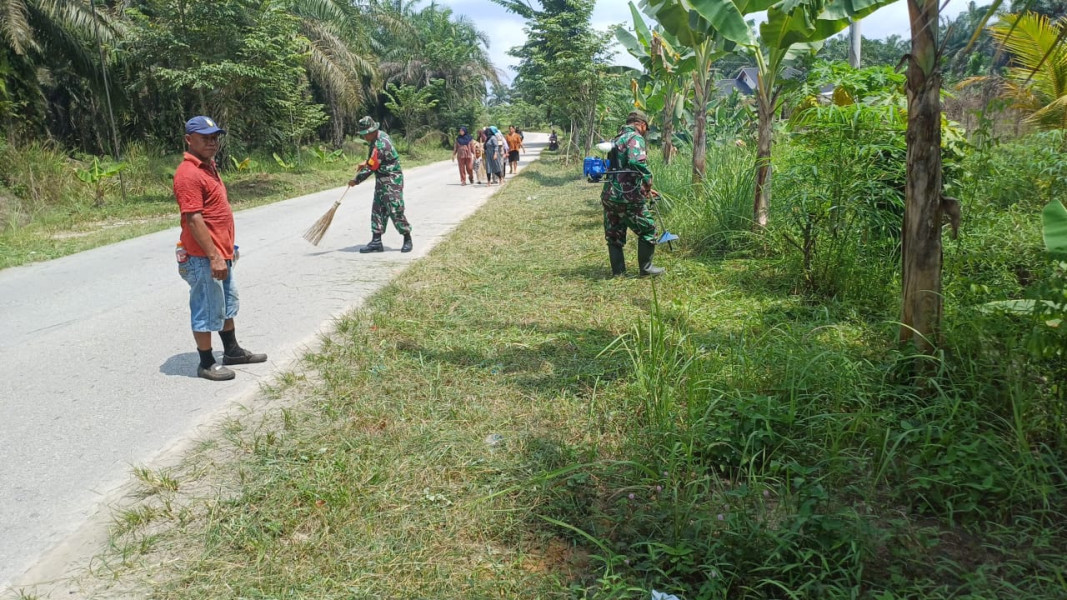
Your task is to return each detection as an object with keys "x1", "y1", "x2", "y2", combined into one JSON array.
[
  {"x1": 175, "y1": 242, "x2": 188, "y2": 263},
  {"x1": 583, "y1": 157, "x2": 608, "y2": 182}
]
